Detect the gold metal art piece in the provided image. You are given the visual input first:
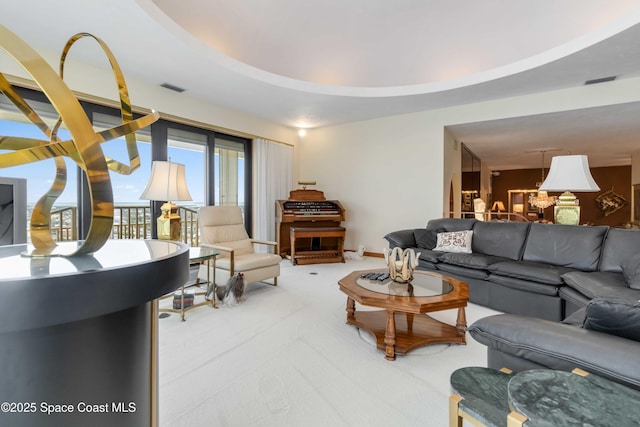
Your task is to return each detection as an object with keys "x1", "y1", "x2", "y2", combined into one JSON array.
[{"x1": 0, "y1": 25, "x2": 159, "y2": 256}]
